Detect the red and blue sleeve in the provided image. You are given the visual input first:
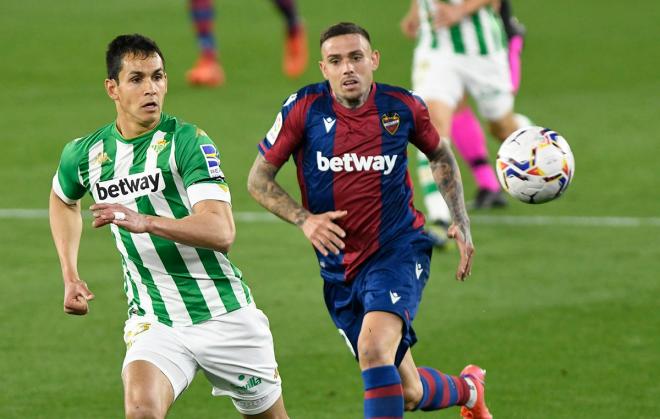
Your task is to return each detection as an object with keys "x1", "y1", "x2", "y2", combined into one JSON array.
[{"x1": 258, "y1": 93, "x2": 309, "y2": 168}]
